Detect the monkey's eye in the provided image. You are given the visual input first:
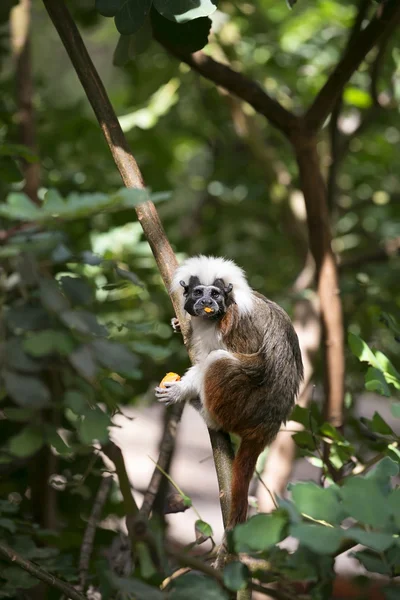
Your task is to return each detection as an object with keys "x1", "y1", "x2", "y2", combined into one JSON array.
[
  {"x1": 193, "y1": 289, "x2": 202, "y2": 298},
  {"x1": 211, "y1": 290, "x2": 220, "y2": 299}
]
